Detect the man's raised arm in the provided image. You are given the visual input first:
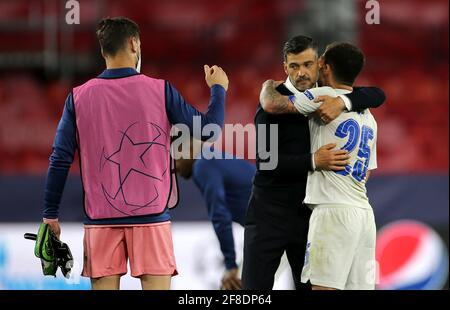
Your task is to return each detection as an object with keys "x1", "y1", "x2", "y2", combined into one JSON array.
[
  {"x1": 259, "y1": 80, "x2": 337, "y2": 116},
  {"x1": 259, "y1": 80, "x2": 299, "y2": 114}
]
